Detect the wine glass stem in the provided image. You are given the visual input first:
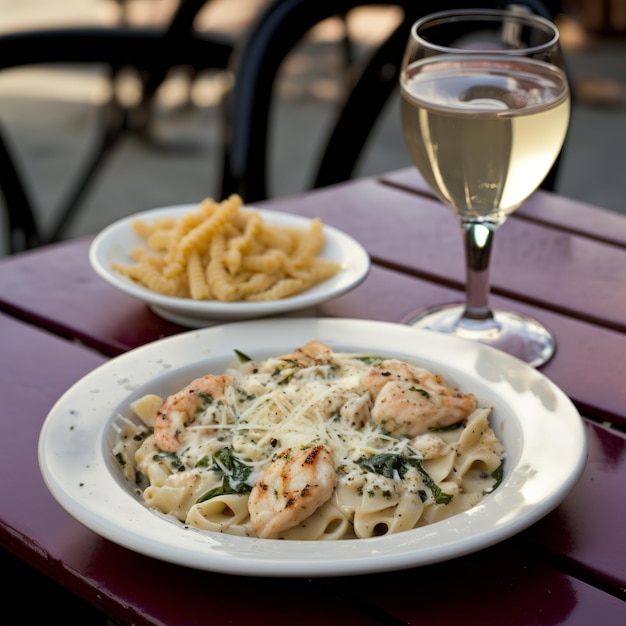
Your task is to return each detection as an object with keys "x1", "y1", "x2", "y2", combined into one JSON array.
[{"x1": 460, "y1": 218, "x2": 502, "y2": 324}]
